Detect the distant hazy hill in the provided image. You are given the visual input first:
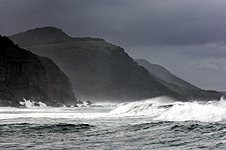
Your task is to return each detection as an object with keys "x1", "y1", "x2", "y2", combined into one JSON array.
[
  {"x1": 135, "y1": 59, "x2": 223, "y2": 101},
  {"x1": 0, "y1": 35, "x2": 78, "y2": 107},
  {"x1": 219, "y1": 91, "x2": 226, "y2": 95},
  {"x1": 9, "y1": 27, "x2": 223, "y2": 102},
  {"x1": 135, "y1": 59, "x2": 200, "y2": 90}
]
